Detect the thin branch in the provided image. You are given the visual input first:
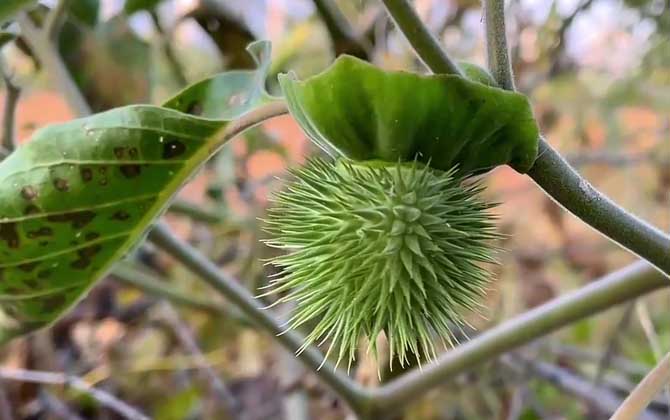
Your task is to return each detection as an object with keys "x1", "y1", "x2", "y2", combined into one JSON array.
[
  {"x1": 611, "y1": 351, "x2": 670, "y2": 420},
  {"x1": 0, "y1": 380, "x2": 13, "y2": 420},
  {"x1": 150, "y1": 10, "x2": 188, "y2": 87},
  {"x1": 39, "y1": 390, "x2": 85, "y2": 420},
  {"x1": 635, "y1": 300, "x2": 670, "y2": 409},
  {"x1": 482, "y1": 0, "x2": 515, "y2": 90},
  {"x1": 168, "y1": 199, "x2": 224, "y2": 224},
  {"x1": 147, "y1": 223, "x2": 373, "y2": 416},
  {"x1": 594, "y1": 302, "x2": 635, "y2": 386},
  {"x1": 380, "y1": 0, "x2": 463, "y2": 76},
  {"x1": 112, "y1": 262, "x2": 238, "y2": 317},
  {"x1": 544, "y1": 342, "x2": 649, "y2": 379},
  {"x1": 17, "y1": 13, "x2": 91, "y2": 116},
  {"x1": 44, "y1": 0, "x2": 70, "y2": 42},
  {"x1": 503, "y1": 355, "x2": 662, "y2": 420},
  {"x1": 312, "y1": 0, "x2": 369, "y2": 58},
  {"x1": 0, "y1": 368, "x2": 149, "y2": 420},
  {"x1": 0, "y1": 55, "x2": 20, "y2": 158},
  {"x1": 159, "y1": 302, "x2": 239, "y2": 417},
  {"x1": 548, "y1": 0, "x2": 596, "y2": 76},
  {"x1": 368, "y1": 262, "x2": 668, "y2": 411}
]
